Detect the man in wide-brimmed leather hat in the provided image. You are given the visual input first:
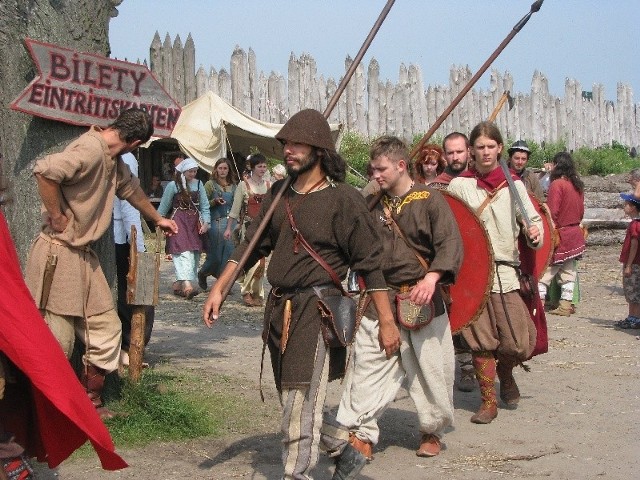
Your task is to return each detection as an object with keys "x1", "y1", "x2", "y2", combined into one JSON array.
[{"x1": 204, "y1": 109, "x2": 400, "y2": 480}]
